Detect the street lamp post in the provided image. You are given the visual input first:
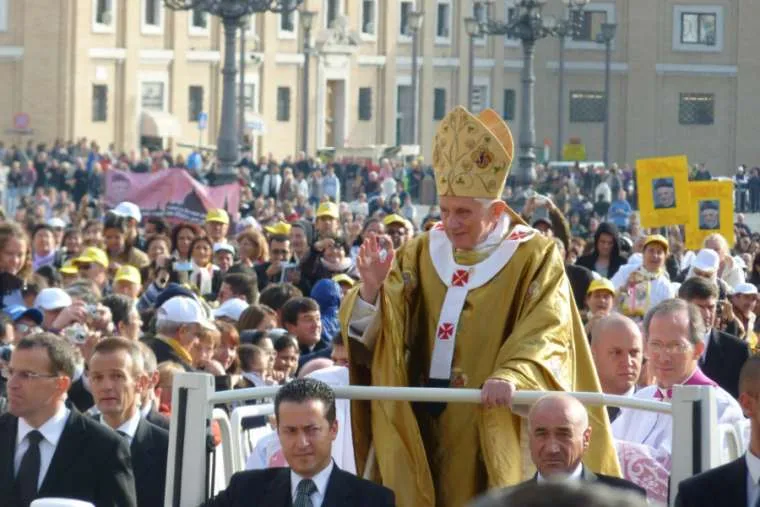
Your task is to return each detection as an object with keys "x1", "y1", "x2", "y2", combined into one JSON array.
[
  {"x1": 464, "y1": 17, "x2": 481, "y2": 111},
  {"x1": 300, "y1": 10, "x2": 316, "y2": 155},
  {"x1": 407, "y1": 10, "x2": 424, "y2": 145},
  {"x1": 238, "y1": 16, "x2": 250, "y2": 149},
  {"x1": 478, "y1": 0, "x2": 583, "y2": 186},
  {"x1": 555, "y1": 0, "x2": 589, "y2": 162},
  {"x1": 597, "y1": 22, "x2": 617, "y2": 167},
  {"x1": 164, "y1": 0, "x2": 302, "y2": 184}
]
